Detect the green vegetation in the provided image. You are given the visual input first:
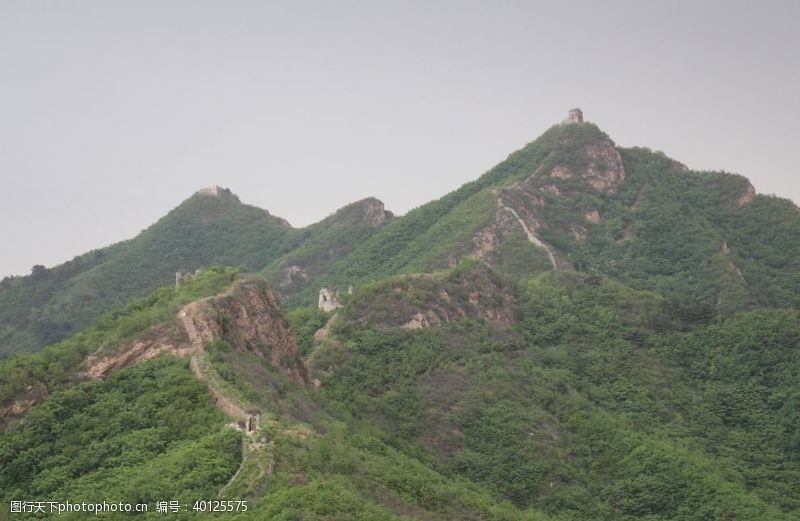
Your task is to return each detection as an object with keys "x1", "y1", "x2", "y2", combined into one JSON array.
[
  {"x1": 286, "y1": 307, "x2": 330, "y2": 357},
  {"x1": 261, "y1": 198, "x2": 393, "y2": 298},
  {"x1": 0, "y1": 357, "x2": 240, "y2": 520},
  {"x1": 1, "y1": 121, "x2": 799, "y2": 519},
  {"x1": 0, "y1": 191, "x2": 299, "y2": 354},
  {"x1": 6, "y1": 122, "x2": 797, "y2": 355},
  {"x1": 313, "y1": 271, "x2": 799, "y2": 519},
  {"x1": 0, "y1": 266, "x2": 241, "y2": 411}
]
